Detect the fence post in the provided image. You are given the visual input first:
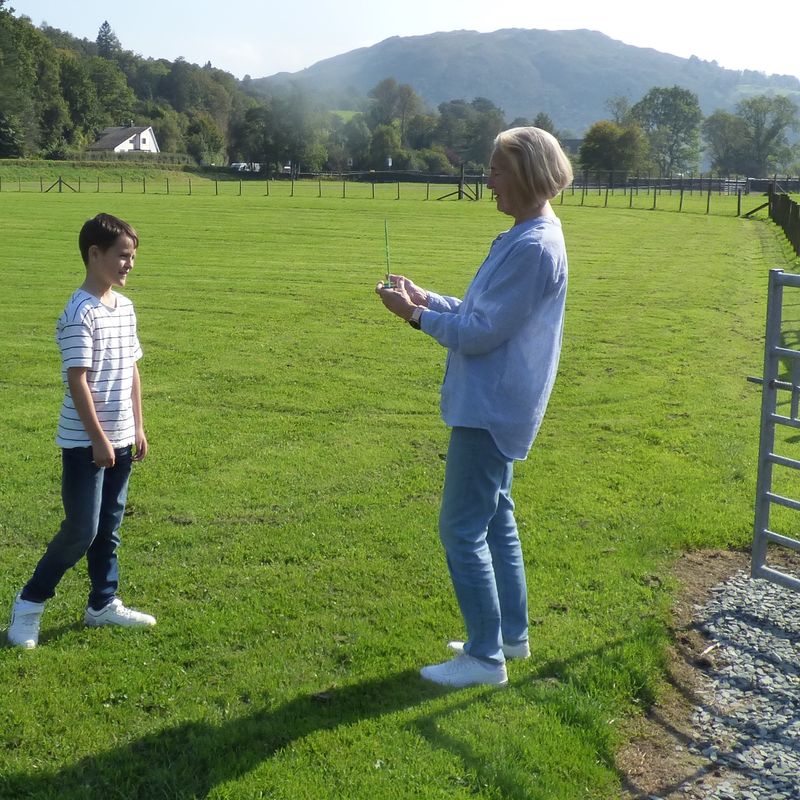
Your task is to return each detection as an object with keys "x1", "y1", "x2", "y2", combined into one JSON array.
[
  {"x1": 143, "y1": 177, "x2": 146, "y2": 194},
  {"x1": 120, "y1": 176, "x2": 124, "y2": 193},
  {"x1": 737, "y1": 190, "x2": 741, "y2": 216},
  {"x1": 318, "y1": 177, "x2": 322, "y2": 198},
  {"x1": 265, "y1": 179, "x2": 270, "y2": 197},
  {"x1": 215, "y1": 180, "x2": 218, "y2": 196},
  {"x1": 40, "y1": 177, "x2": 43, "y2": 192},
  {"x1": 78, "y1": 176, "x2": 81, "y2": 193},
  {"x1": 97, "y1": 176, "x2": 100, "y2": 193},
  {"x1": 189, "y1": 178, "x2": 192, "y2": 196},
  {"x1": 679, "y1": 188, "x2": 684, "y2": 212},
  {"x1": 291, "y1": 177, "x2": 294, "y2": 197},
  {"x1": 239, "y1": 180, "x2": 242, "y2": 196},
  {"x1": 167, "y1": 177, "x2": 170, "y2": 195},
  {"x1": 396, "y1": 182, "x2": 400, "y2": 200},
  {"x1": 426, "y1": 183, "x2": 430, "y2": 200},
  {"x1": 706, "y1": 180, "x2": 712, "y2": 214}
]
